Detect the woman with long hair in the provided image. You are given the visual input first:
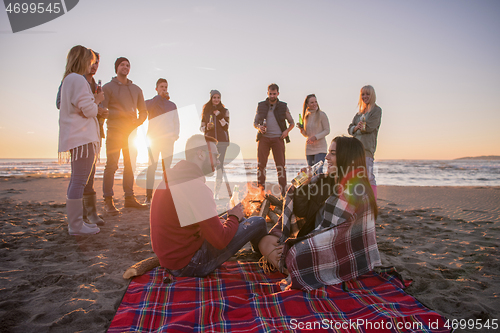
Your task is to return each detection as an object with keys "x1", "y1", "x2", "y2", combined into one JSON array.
[
  {"x1": 348, "y1": 85, "x2": 382, "y2": 198},
  {"x1": 258, "y1": 136, "x2": 381, "y2": 291},
  {"x1": 298, "y1": 94, "x2": 330, "y2": 166},
  {"x1": 200, "y1": 90, "x2": 230, "y2": 199},
  {"x1": 58, "y1": 45, "x2": 107, "y2": 235}
]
